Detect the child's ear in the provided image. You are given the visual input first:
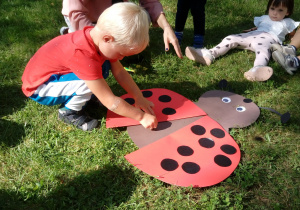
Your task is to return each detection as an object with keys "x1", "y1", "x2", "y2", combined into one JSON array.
[
  {"x1": 103, "y1": 35, "x2": 114, "y2": 43},
  {"x1": 286, "y1": 11, "x2": 290, "y2": 17}
]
